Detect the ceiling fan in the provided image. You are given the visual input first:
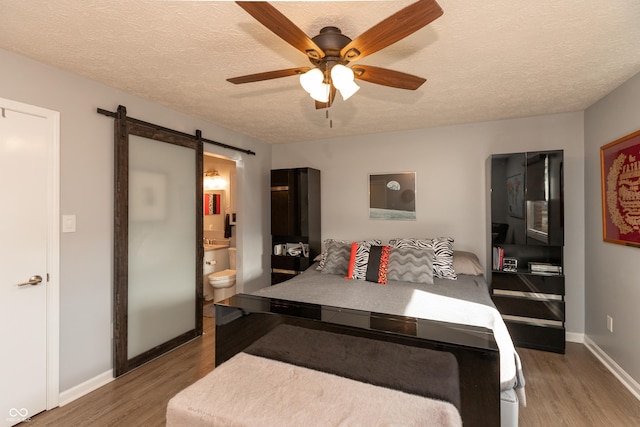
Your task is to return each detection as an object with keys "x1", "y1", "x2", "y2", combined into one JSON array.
[{"x1": 227, "y1": 0, "x2": 443, "y2": 109}]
